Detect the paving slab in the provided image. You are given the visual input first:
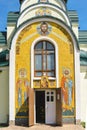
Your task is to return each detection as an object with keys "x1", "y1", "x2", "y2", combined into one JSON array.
[{"x1": 0, "y1": 124, "x2": 85, "y2": 130}]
